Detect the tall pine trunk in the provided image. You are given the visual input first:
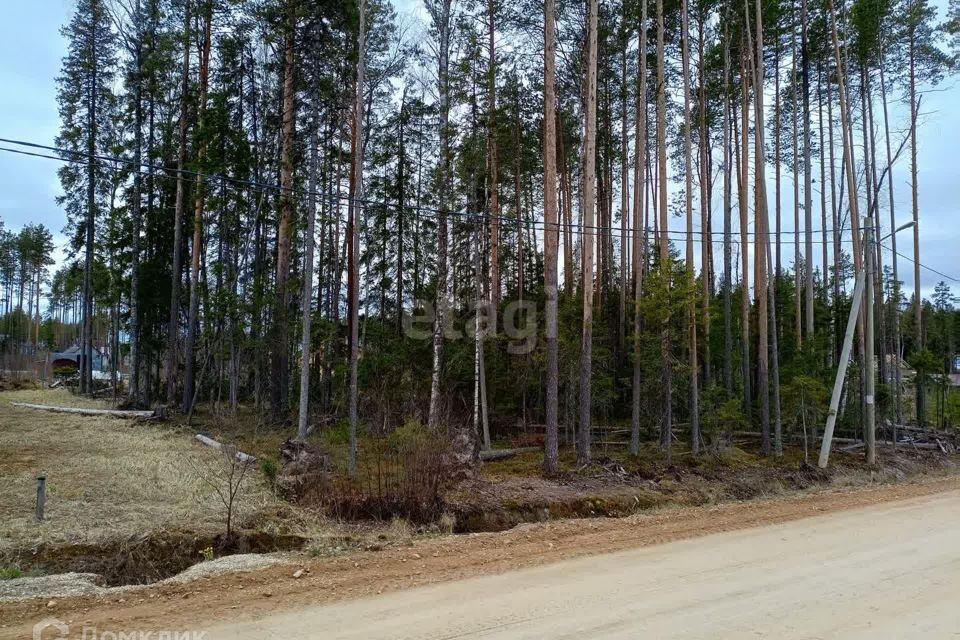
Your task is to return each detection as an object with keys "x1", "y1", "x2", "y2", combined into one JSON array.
[
  {"x1": 879, "y1": 56, "x2": 903, "y2": 432},
  {"x1": 656, "y1": 0, "x2": 672, "y2": 459},
  {"x1": 746, "y1": 0, "x2": 771, "y2": 455},
  {"x1": 681, "y1": 0, "x2": 699, "y2": 455},
  {"x1": 128, "y1": 0, "x2": 144, "y2": 404},
  {"x1": 165, "y1": 0, "x2": 190, "y2": 404},
  {"x1": 699, "y1": 13, "x2": 711, "y2": 387},
  {"x1": 543, "y1": 0, "x2": 559, "y2": 474},
  {"x1": 801, "y1": 0, "x2": 814, "y2": 340},
  {"x1": 738, "y1": 58, "x2": 752, "y2": 423},
  {"x1": 182, "y1": 3, "x2": 211, "y2": 414},
  {"x1": 297, "y1": 114, "x2": 319, "y2": 442},
  {"x1": 577, "y1": 0, "x2": 598, "y2": 465},
  {"x1": 271, "y1": 3, "x2": 297, "y2": 419},
  {"x1": 630, "y1": 0, "x2": 648, "y2": 456},
  {"x1": 427, "y1": 0, "x2": 452, "y2": 431},
  {"x1": 722, "y1": 18, "x2": 733, "y2": 399},
  {"x1": 908, "y1": 24, "x2": 924, "y2": 425},
  {"x1": 487, "y1": 0, "x2": 500, "y2": 310},
  {"x1": 348, "y1": 0, "x2": 367, "y2": 472}
]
